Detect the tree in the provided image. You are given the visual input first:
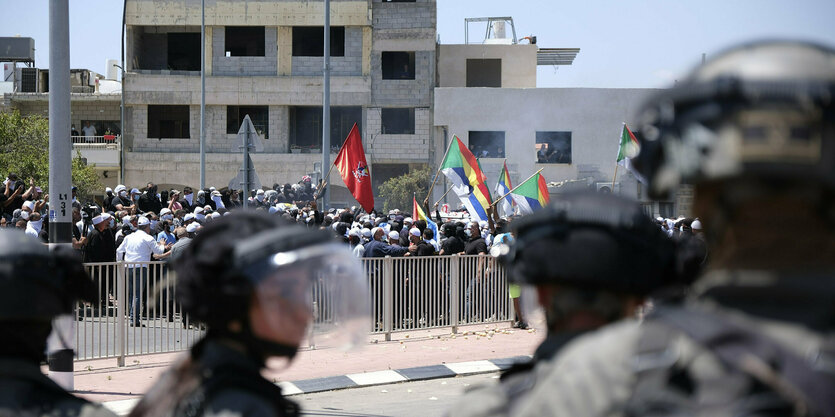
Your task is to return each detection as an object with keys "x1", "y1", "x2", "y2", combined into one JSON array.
[
  {"x1": 377, "y1": 165, "x2": 432, "y2": 213},
  {"x1": 0, "y1": 110, "x2": 102, "y2": 201}
]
